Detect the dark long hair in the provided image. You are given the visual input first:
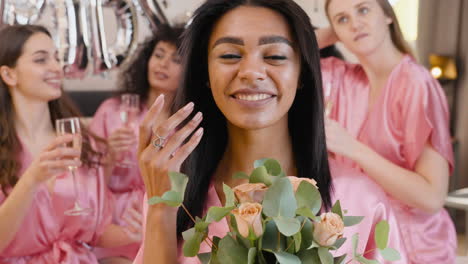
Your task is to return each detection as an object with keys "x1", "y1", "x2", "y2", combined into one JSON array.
[
  {"x1": 0, "y1": 25, "x2": 103, "y2": 195},
  {"x1": 118, "y1": 24, "x2": 185, "y2": 105},
  {"x1": 174, "y1": 0, "x2": 332, "y2": 236}
]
